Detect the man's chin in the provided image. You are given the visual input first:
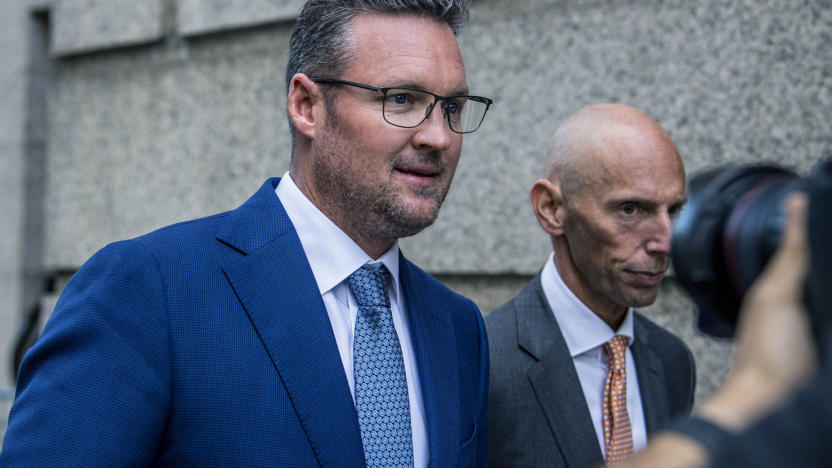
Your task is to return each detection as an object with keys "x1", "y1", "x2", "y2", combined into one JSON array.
[
  {"x1": 627, "y1": 289, "x2": 661, "y2": 308},
  {"x1": 388, "y1": 212, "x2": 439, "y2": 238},
  {"x1": 371, "y1": 198, "x2": 439, "y2": 238}
]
